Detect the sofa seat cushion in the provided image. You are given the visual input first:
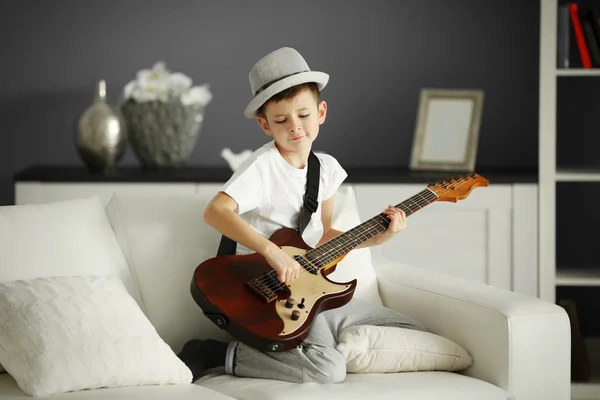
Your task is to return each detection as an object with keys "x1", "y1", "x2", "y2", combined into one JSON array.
[
  {"x1": 198, "y1": 371, "x2": 511, "y2": 400},
  {"x1": 0, "y1": 374, "x2": 234, "y2": 400}
]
